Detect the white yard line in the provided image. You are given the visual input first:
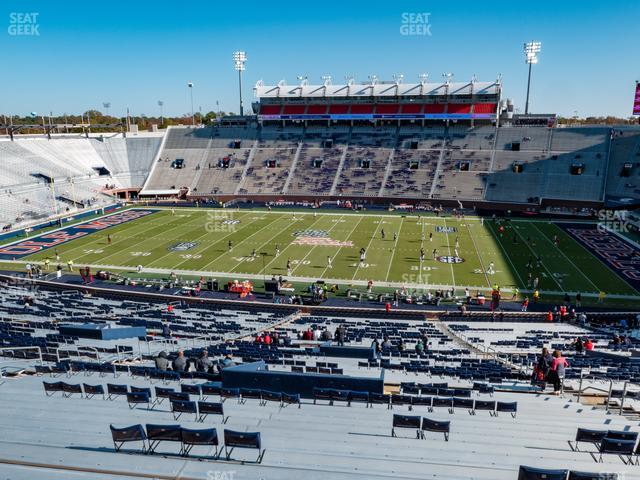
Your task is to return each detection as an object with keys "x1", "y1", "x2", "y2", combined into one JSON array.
[
  {"x1": 318, "y1": 215, "x2": 365, "y2": 279},
  {"x1": 197, "y1": 215, "x2": 284, "y2": 271},
  {"x1": 148, "y1": 212, "x2": 267, "y2": 269},
  {"x1": 290, "y1": 215, "x2": 346, "y2": 276},
  {"x1": 466, "y1": 220, "x2": 491, "y2": 288},
  {"x1": 352, "y1": 216, "x2": 385, "y2": 281},
  {"x1": 384, "y1": 217, "x2": 405, "y2": 282},
  {"x1": 227, "y1": 215, "x2": 295, "y2": 272},
  {"x1": 442, "y1": 217, "x2": 456, "y2": 288},
  {"x1": 259, "y1": 215, "x2": 331, "y2": 273},
  {"x1": 508, "y1": 221, "x2": 563, "y2": 291},
  {"x1": 486, "y1": 221, "x2": 527, "y2": 289},
  {"x1": 529, "y1": 222, "x2": 600, "y2": 292},
  {"x1": 83, "y1": 213, "x2": 208, "y2": 265}
]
